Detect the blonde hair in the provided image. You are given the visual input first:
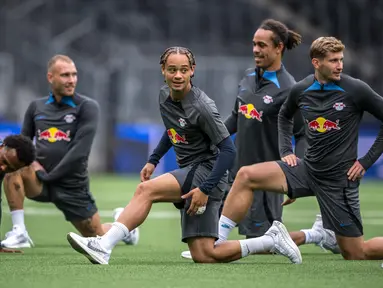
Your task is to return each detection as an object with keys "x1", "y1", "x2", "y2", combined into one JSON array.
[
  {"x1": 47, "y1": 55, "x2": 74, "y2": 72},
  {"x1": 310, "y1": 37, "x2": 345, "y2": 59}
]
